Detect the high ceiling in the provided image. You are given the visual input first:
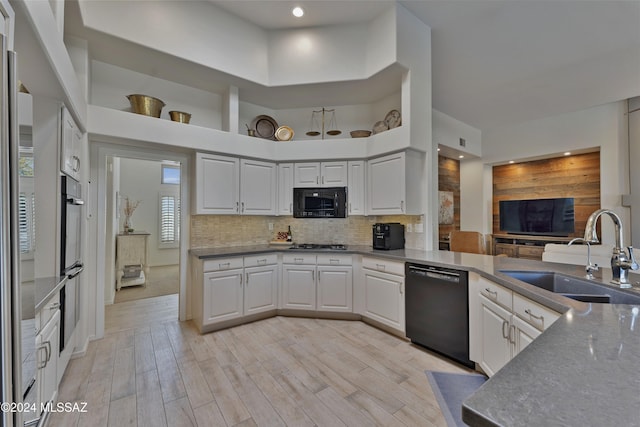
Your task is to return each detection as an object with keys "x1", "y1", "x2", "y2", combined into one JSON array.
[{"x1": 66, "y1": 1, "x2": 640, "y2": 132}]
